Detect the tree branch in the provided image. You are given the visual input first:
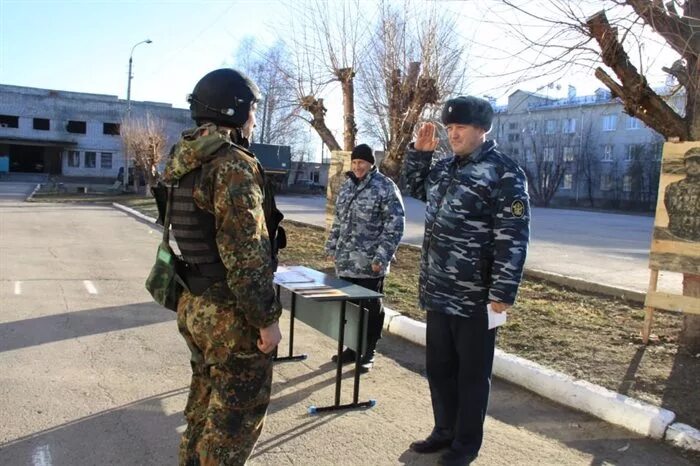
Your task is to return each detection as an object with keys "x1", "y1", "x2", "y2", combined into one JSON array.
[{"x1": 587, "y1": 10, "x2": 688, "y2": 140}]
